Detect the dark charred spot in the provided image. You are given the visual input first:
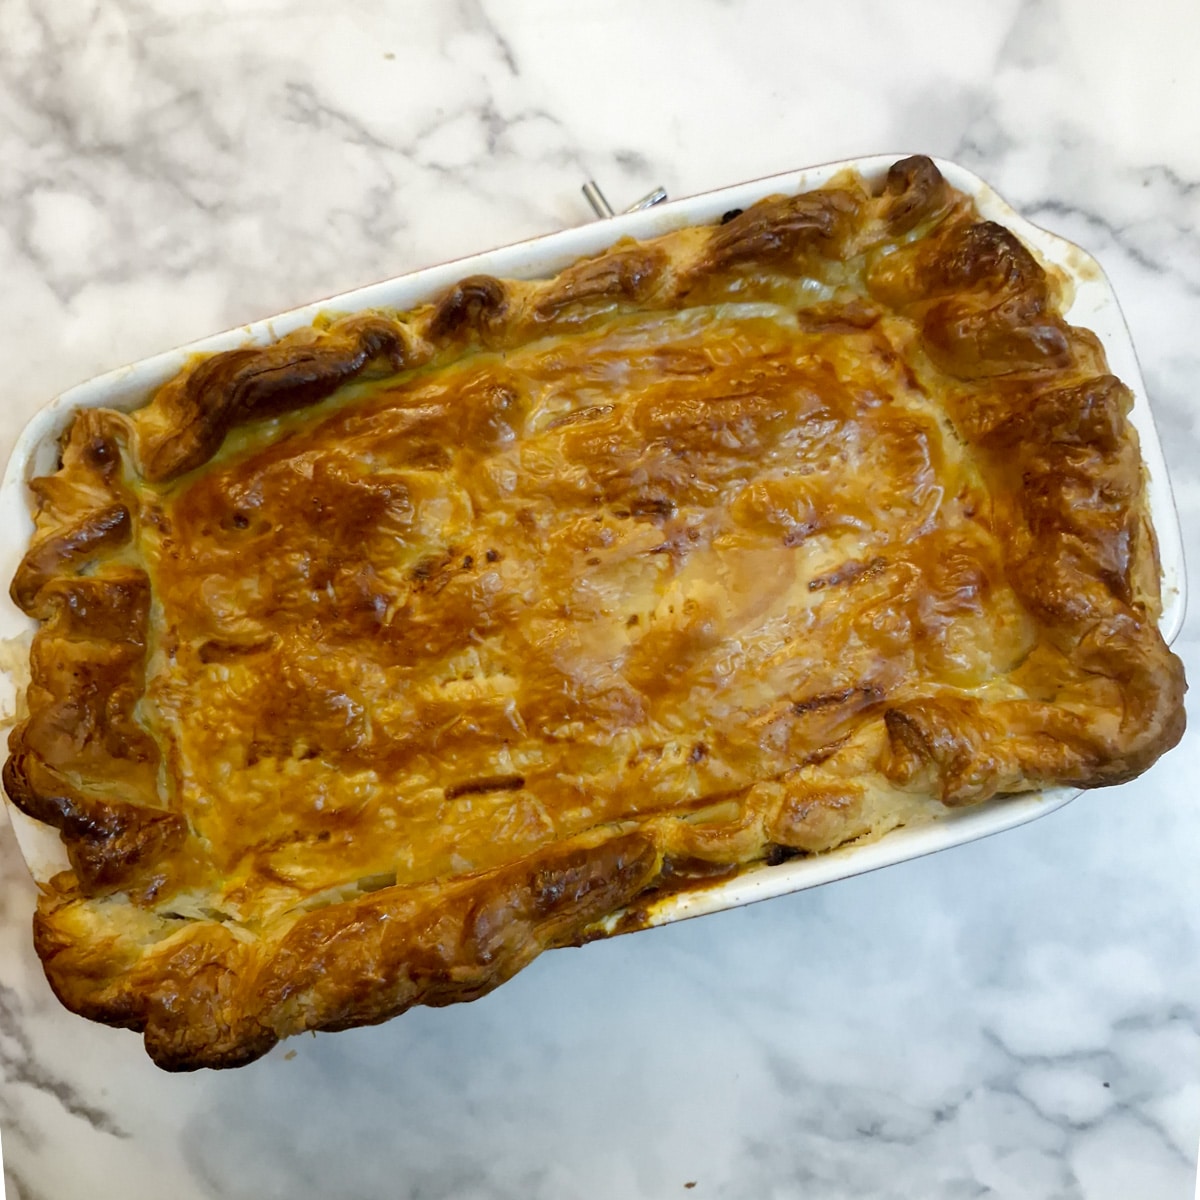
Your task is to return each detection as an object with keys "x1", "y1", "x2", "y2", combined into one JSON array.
[
  {"x1": 792, "y1": 688, "x2": 856, "y2": 715},
  {"x1": 705, "y1": 189, "x2": 857, "y2": 271},
  {"x1": 85, "y1": 436, "x2": 118, "y2": 473},
  {"x1": 444, "y1": 774, "x2": 526, "y2": 801},
  {"x1": 880, "y1": 155, "x2": 950, "y2": 234},
  {"x1": 428, "y1": 275, "x2": 508, "y2": 342},
  {"x1": 410, "y1": 553, "x2": 450, "y2": 583},
  {"x1": 141, "y1": 317, "x2": 410, "y2": 483},
  {"x1": 783, "y1": 519, "x2": 822, "y2": 547},
  {"x1": 720, "y1": 208, "x2": 744, "y2": 224},
  {"x1": 927, "y1": 221, "x2": 1047, "y2": 298},
  {"x1": 11, "y1": 504, "x2": 134, "y2": 617},
  {"x1": 535, "y1": 248, "x2": 665, "y2": 317},
  {"x1": 547, "y1": 404, "x2": 615, "y2": 430},
  {"x1": 808, "y1": 556, "x2": 886, "y2": 592},
  {"x1": 656, "y1": 856, "x2": 739, "y2": 885},
  {"x1": 764, "y1": 843, "x2": 804, "y2": 867},
  {"x1": 198, "y1": 635, "x2": 277, "y2": 664},
  {"x1": 792, "y1": 684, "x2": 884, "y2": 716},
  {"x1": 629, "y1": 496, "x2": 677, "y2": 519}
]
